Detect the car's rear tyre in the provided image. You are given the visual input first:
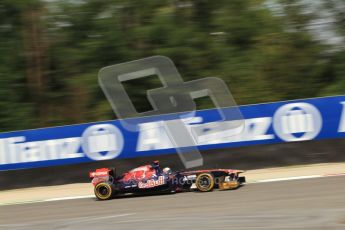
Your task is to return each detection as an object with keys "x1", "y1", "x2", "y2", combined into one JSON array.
[
  {"x1": 195, "y1": 173, "x2": 215, "y2": 192},
  {"x1": 94, "y1": 182, "x2": 113, "y2": 200}
]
